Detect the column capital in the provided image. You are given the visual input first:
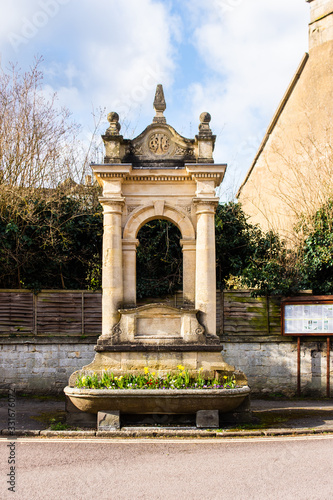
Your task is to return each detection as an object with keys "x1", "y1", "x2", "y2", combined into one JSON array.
[
  {"x1": 99, "y1": 197, "x2": 125, "y2": 214},
  {"x1": 193, "y1": 198, "x2": 219, "y2": 214}
]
